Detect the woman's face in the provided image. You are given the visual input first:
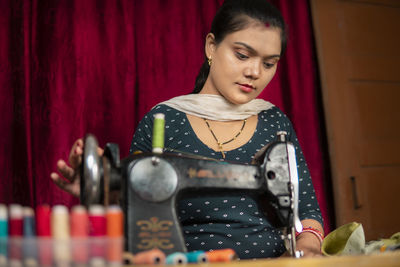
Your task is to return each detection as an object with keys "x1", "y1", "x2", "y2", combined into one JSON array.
[{"x1": 201, "y1": 21, "x2": 282, "y2": 105}]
